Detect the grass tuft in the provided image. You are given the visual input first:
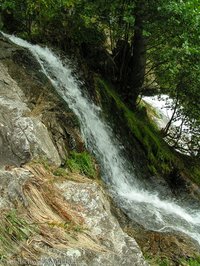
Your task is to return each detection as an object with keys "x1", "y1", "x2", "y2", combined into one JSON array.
[
  {"x1": 66, "y1": 151, "x2": 97, "y2": 178},
  {"x1": 0, "y1": 210, "x2": 35, "y2": 260}
]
